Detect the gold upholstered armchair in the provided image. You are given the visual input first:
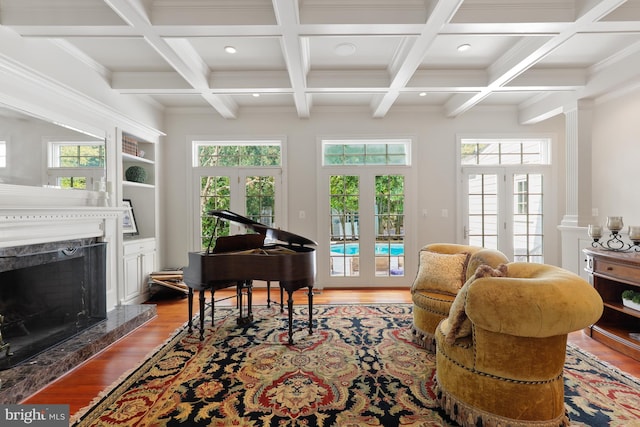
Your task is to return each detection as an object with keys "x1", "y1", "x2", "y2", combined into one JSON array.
[
  {"x1": 410, "y1": 243, "x2": 508, "y2": 351},
  {"x1": 434, "y1": 262, "x2": 604, "y2": 427}
]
